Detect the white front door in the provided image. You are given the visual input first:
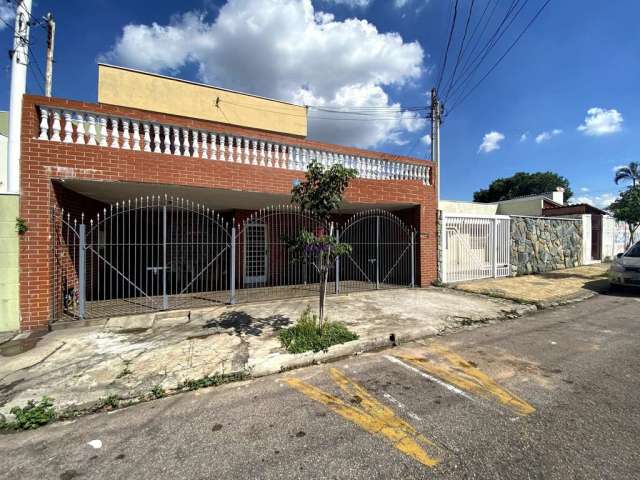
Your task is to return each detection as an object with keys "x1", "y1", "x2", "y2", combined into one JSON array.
[{"x1": 244, "y1": 223, "x2": 268, "y2": 284}]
